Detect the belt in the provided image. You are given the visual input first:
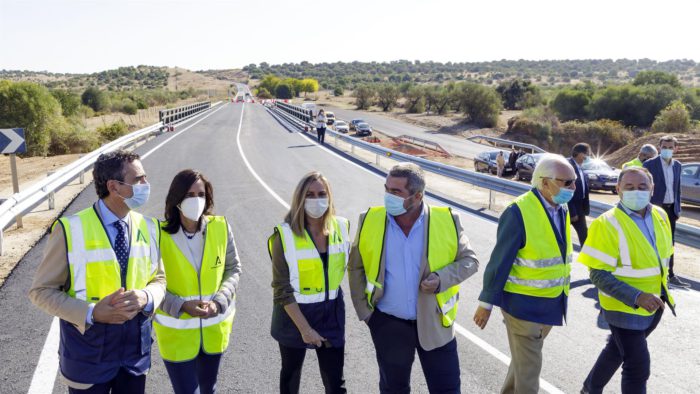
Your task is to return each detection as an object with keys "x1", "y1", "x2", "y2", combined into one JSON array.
[{"x1": 376, "y1": 308, "x2": 417, "y2": 325}]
